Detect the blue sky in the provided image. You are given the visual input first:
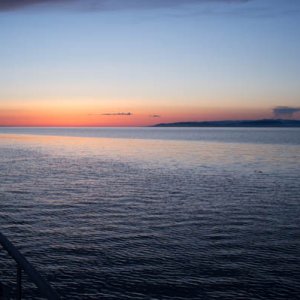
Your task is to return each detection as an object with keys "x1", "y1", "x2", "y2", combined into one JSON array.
[{"x1": 0, "y1": 0, "x2": 300, "y2": 126}]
